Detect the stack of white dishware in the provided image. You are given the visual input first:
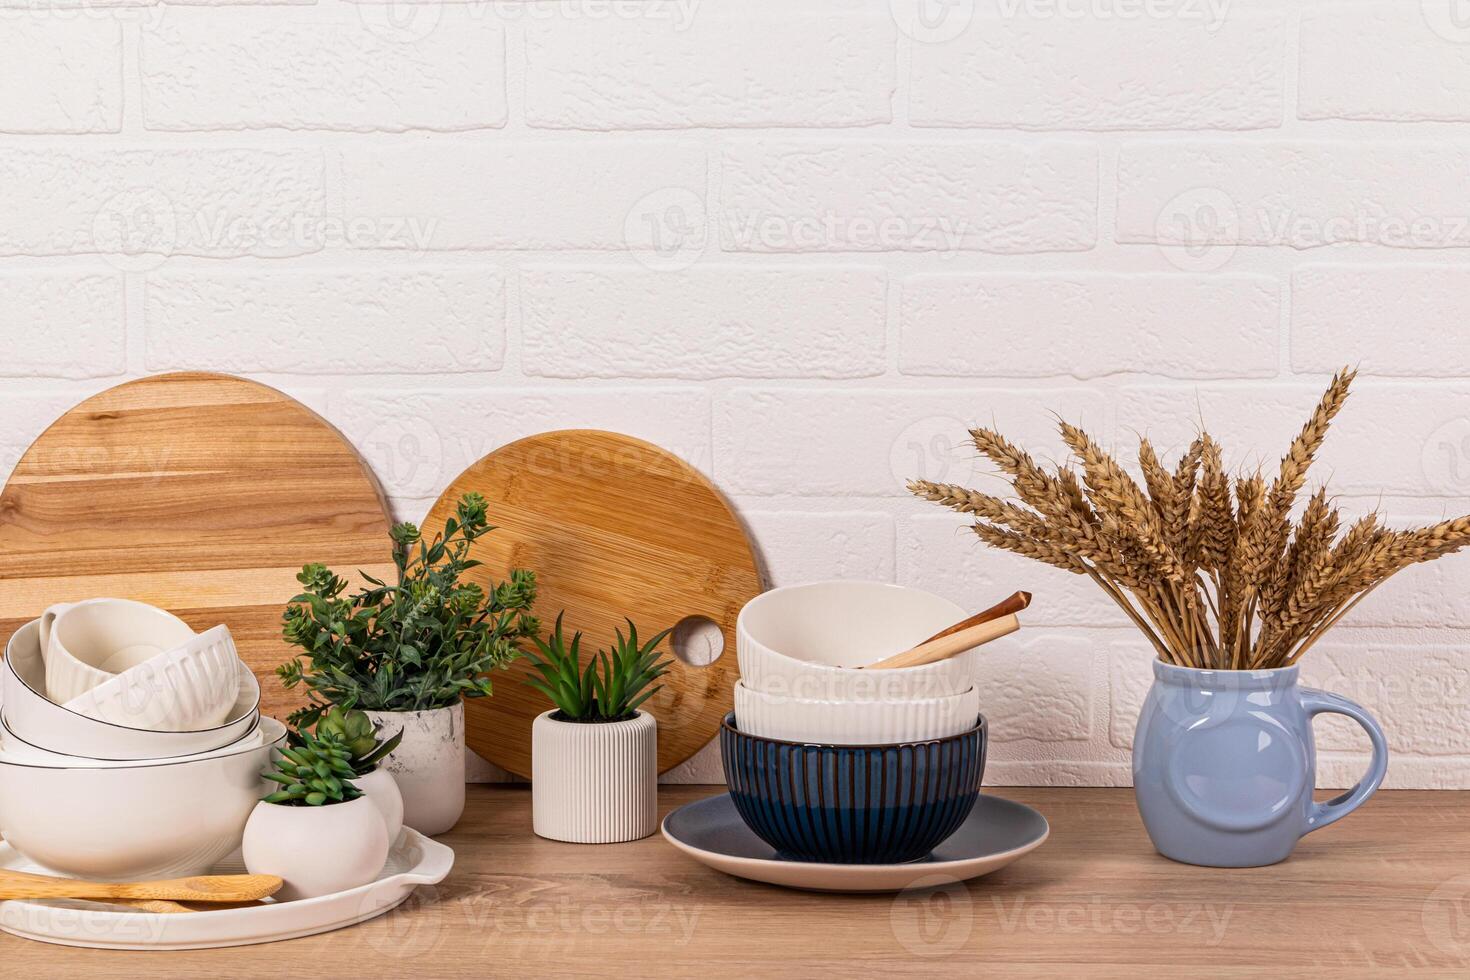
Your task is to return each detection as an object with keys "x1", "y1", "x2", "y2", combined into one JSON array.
[
  {"x1": 734, "y1": 580, "x2": 1019, "y2": 743},
  {"x1": 0, "y1": 599, "x2": 279, "y2": 882}
]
